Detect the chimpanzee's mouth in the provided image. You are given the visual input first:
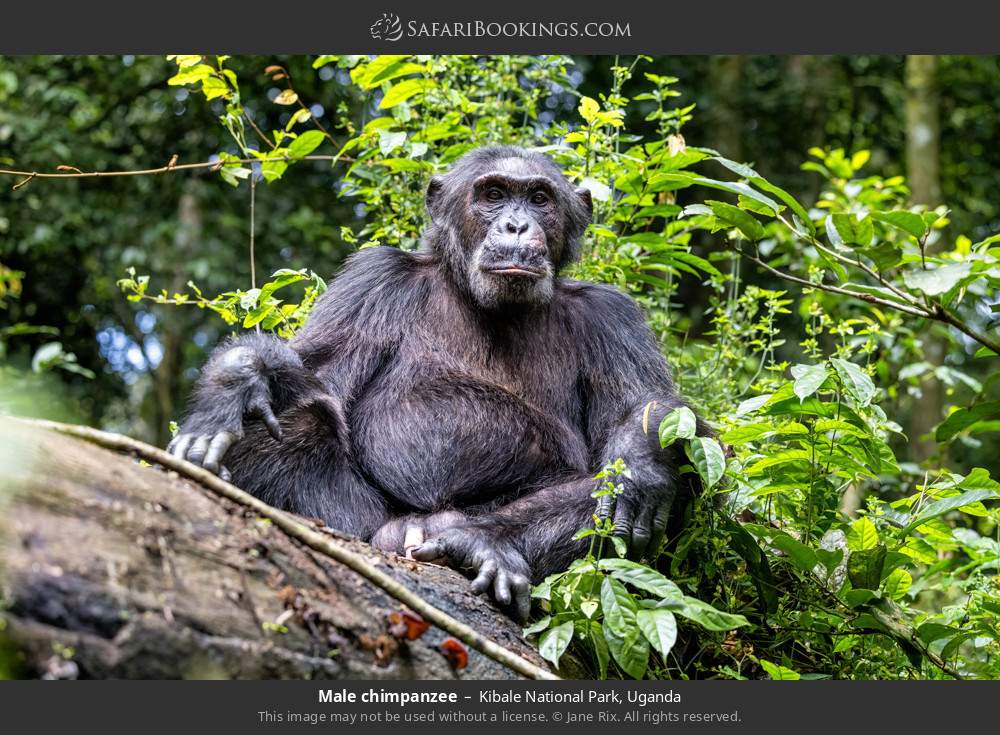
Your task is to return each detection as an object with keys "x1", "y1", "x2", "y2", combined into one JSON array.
[{"x1": 482, "y1": 265, "x2": 546, "y2": 279}]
